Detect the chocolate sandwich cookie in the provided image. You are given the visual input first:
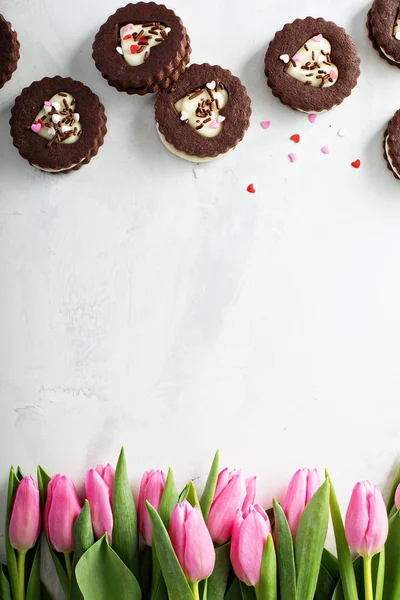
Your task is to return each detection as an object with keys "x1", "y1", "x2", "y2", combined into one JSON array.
[
  {"x1": 368, "y1": 0, "x2": 400, "y2": 66},
  {"x1": 155, "y1": 64, "x2": 252, "y2": 162},
  {"x1": 0, "y1": 15, "x2": 20, "y2": 88},
  {"x1": 10, "y1": 76, "x2": 107, "y2": 174},
  {"x1": 93, "y1": 2, "x2": 191, "y2": 95},
  {"x1": 383, "y1": 109, "x2": 400, "y2": 179},
  {"x1": 264, "y1": 17, "x2": 360, "y2": 113}
]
